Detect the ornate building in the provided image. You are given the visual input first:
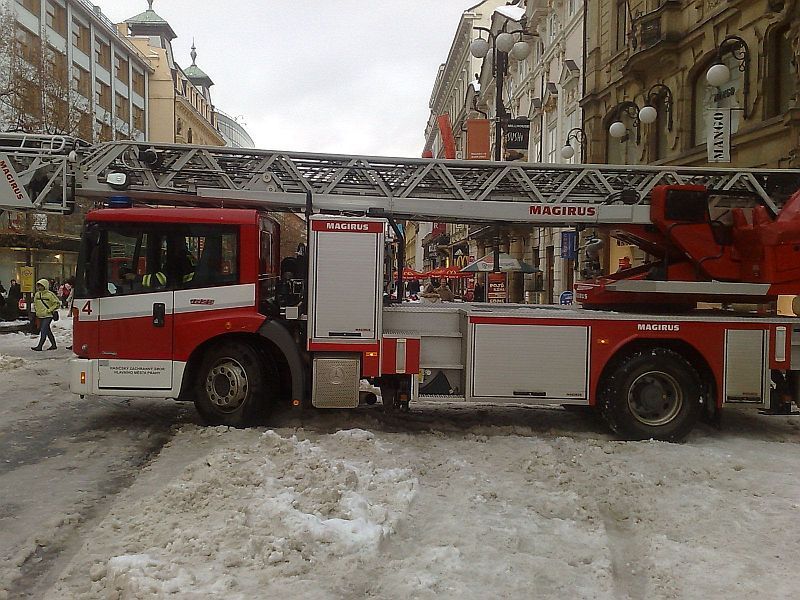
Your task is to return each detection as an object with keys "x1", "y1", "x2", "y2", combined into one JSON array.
[
  {"x1": 122, "y1": 1, "x2": 224, "y2": 146},
  {"x1": 582, "y1": 0, "x2": 800, "y2": 269},
  {"x1": 421, "y1": 0, "x2": 585, "y2": 303},
  {"x1": 0, "y1": 0, "x2": 152, "y2": 288}
]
